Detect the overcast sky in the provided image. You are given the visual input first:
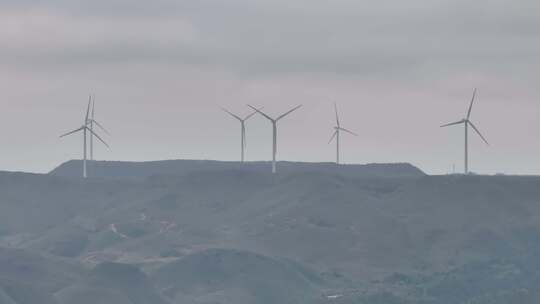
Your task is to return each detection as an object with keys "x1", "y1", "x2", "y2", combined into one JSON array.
[{"x1": 1, "y1": 0, "x2": 539, "y2": 175}]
